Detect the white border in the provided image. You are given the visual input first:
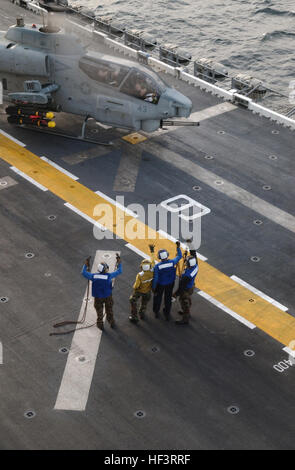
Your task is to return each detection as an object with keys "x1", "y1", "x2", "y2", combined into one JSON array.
[
  {"x1": 198, "y1": 290, "x2": 256, "y2": 329},
  {"x1": 230, "y1": 275, "x2": 288, "y2": 312},
  {"x1": 10, "y1": 166, "x2": 48, "y2": 191}
]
